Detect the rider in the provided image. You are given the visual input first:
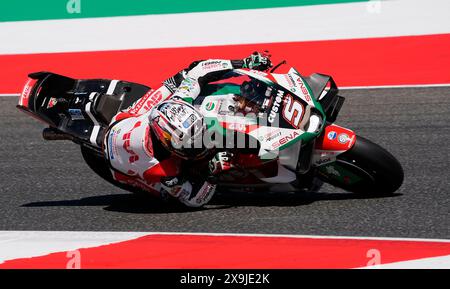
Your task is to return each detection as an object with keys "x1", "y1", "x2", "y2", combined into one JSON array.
[{"x1": 103, "y1": 52, "x2": 272, "y2": 207}]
